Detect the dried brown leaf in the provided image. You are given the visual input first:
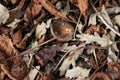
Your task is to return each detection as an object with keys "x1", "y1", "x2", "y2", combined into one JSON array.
[
  {"x1": 12, "y1": 29, "x2": 22, "y2": 45},
  {"x1": 0, "y1": 34, "x2": 21, "y2": 64},
  {"x1": 77, "y1": 0, "x2": 88, "y2": 17},
  {"x1": 23, "y1": 2, "x2": 42, "y2": 27},
  {"x1": 39, "y1": 0, "x2": 76, "y2": 23}
]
